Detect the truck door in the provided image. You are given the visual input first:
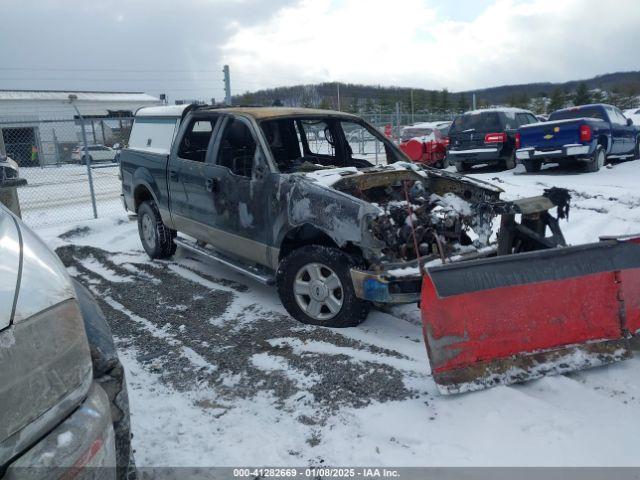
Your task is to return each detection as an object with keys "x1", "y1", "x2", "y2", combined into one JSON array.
[
  {"x1": 204, "y1": 115, "x2": 269, "y2": 267},
  {"x1": 167, "y1": 114, "x2": 220, "y2": 237},
  {"x1": 614, "y1": 107, "x2": 637, "y2": 154},
  {"x1": 606, "y1": 106, "x2": 627, "y2": 154}
]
